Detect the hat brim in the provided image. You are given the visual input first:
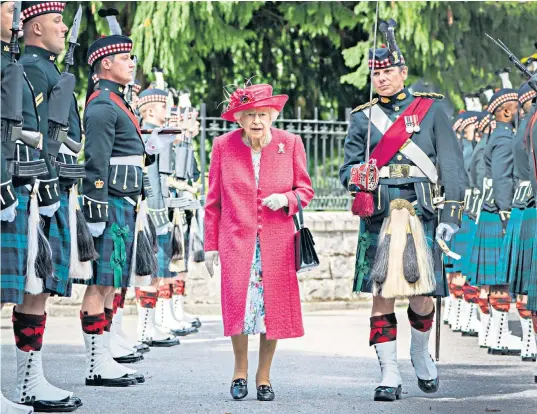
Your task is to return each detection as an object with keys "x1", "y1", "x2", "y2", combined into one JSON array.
[{"x1": 221, "y1": 95, "x2": 288, "y2": 122}]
